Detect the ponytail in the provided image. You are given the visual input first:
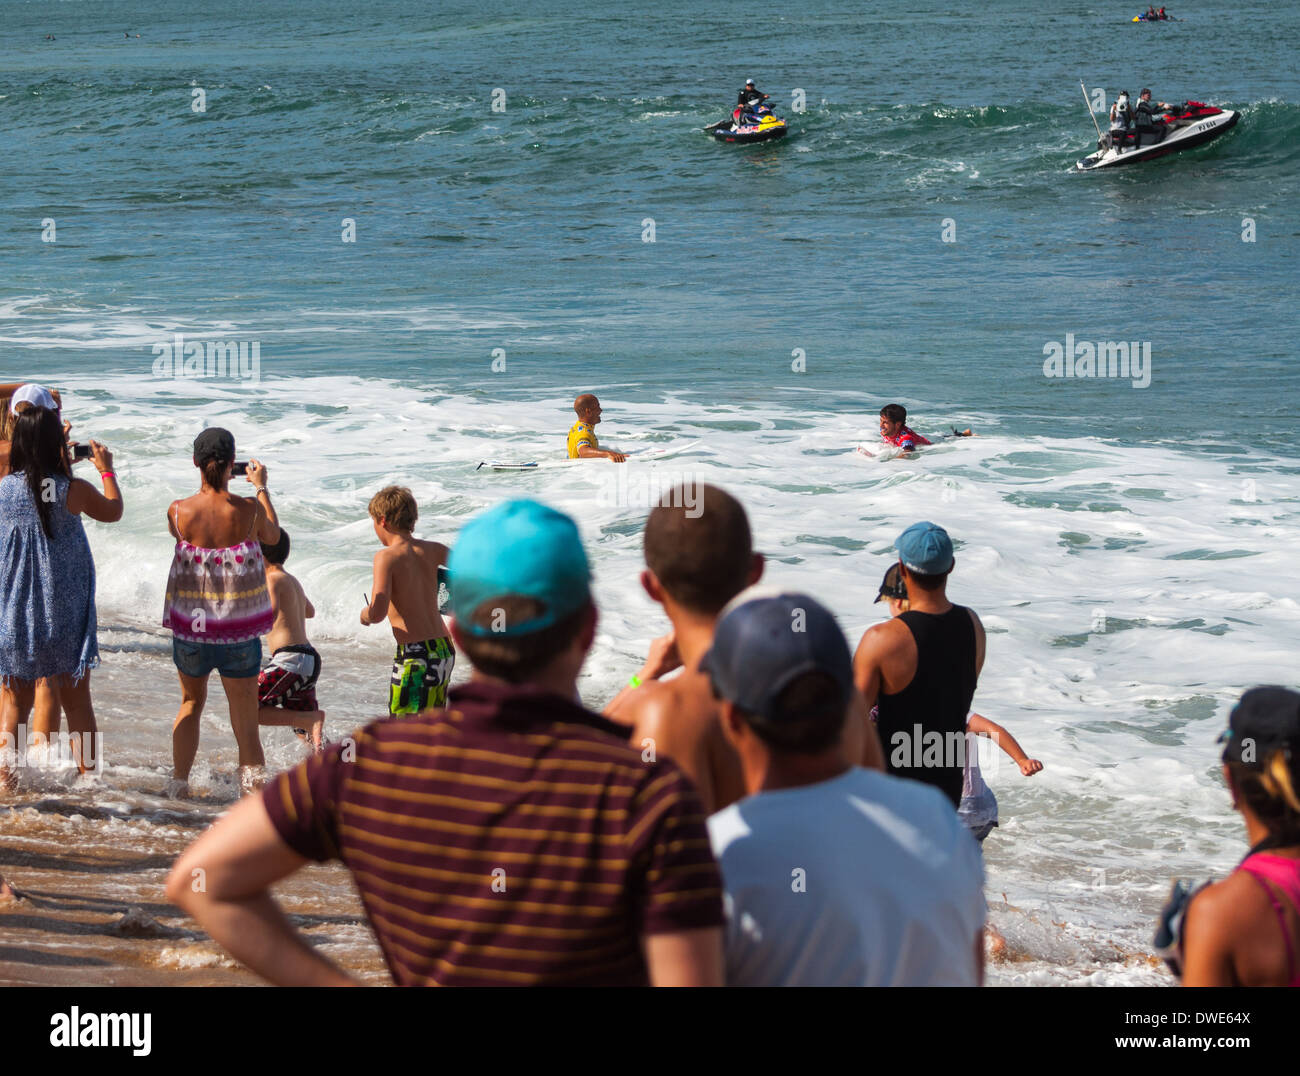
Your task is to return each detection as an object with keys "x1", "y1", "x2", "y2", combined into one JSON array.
[{"x1": 1233, "y1": 751, "x2": 1300, "y2": 844}]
